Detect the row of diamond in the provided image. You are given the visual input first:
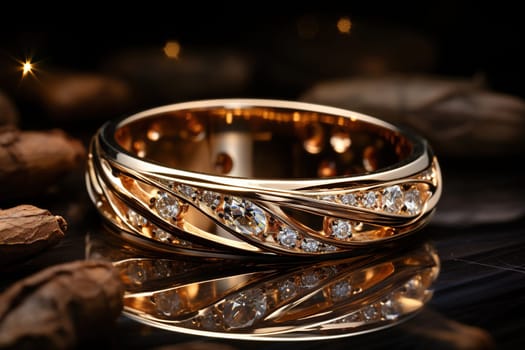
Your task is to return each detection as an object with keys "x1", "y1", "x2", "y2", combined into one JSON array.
[
  {"x1": 126, "y1": 208, "x2": 192, "y2": 248},
  {"x1": 318, "y1": 183, "x2": 427, "y2": 216},
  {"x1": 146, "y1": 179, "x2": 339, "y2": 255},
  {"x1": 148, "y1": 264, "x2": 432, "y2": 331}
]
